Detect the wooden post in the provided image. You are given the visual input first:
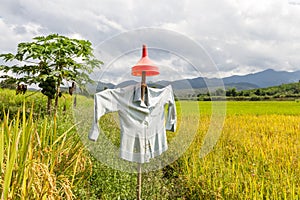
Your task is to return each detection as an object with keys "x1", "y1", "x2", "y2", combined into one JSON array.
[
  {"x1": 141, "y1": 71, "x2": 146, "y2": 101},
  {"x1": 137, "y1": 163, "x2": 142, "y2": 200},
  {"x1": 137, "y1": 71, "x2": 146, "y2": 200}
]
